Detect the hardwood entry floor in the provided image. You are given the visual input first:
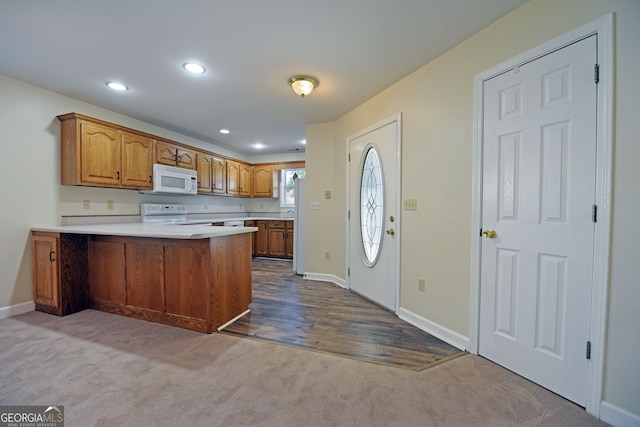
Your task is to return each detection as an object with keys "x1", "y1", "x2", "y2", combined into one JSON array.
[{"x1": 221, "y1": 258, "x2": 465, "y2": 371}]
